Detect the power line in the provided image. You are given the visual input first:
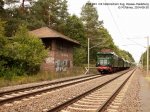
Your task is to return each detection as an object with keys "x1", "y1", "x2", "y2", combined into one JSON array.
[
  {"x1": 105, "y1": 0, "x2": 122, "y2": 36},
  {"x1": 104, "y1": 0, "x2": 146, "y2": 47},
  {"x1": 126, "y1": 37, "x2": 146, "y2": 48}
]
